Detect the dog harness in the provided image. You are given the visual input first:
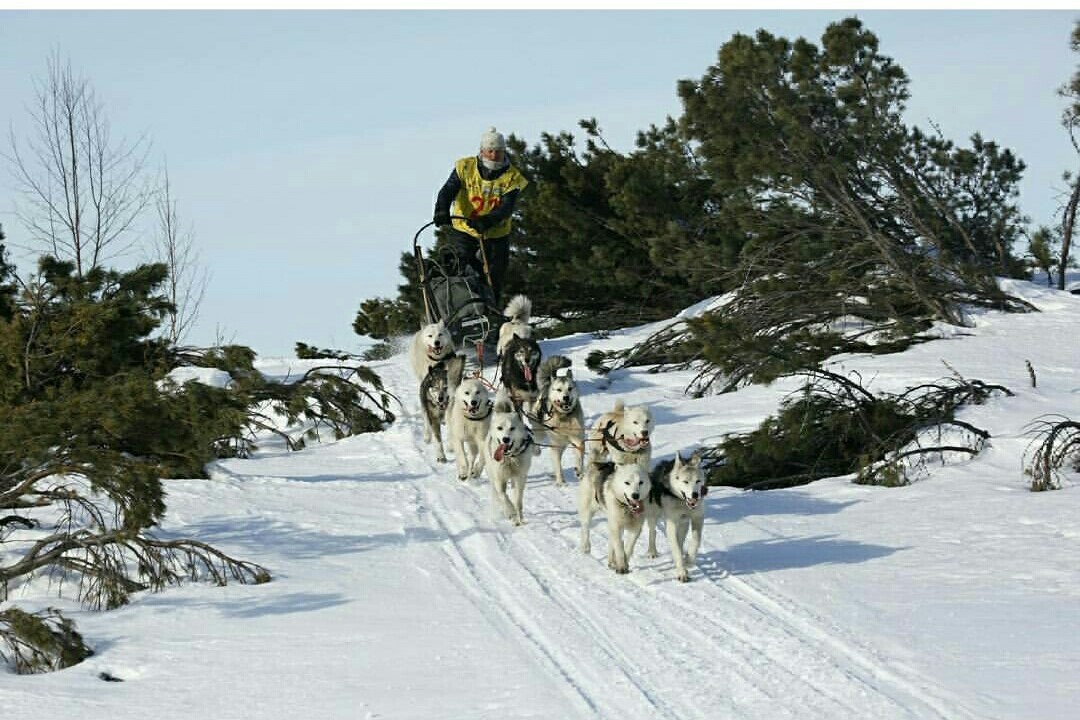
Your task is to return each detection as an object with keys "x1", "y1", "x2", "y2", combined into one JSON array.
[
  {"x1": 494, "y1": 434, "x2": 533, "y2": 461},
  {"x1": 462, "y1": 402, "x2": 492, "y2": 421},
  {"x1": 600, "y1": 420, "x2": 648, "y2": 459}
]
